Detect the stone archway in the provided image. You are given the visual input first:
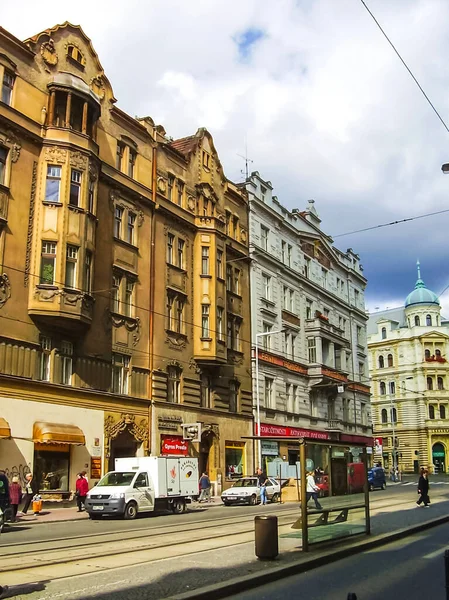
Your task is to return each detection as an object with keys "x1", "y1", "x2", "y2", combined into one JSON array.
[
  {"x1": 199, "y1": 426, "x2": 219, "y2": 479},
  {"x1": 104, "y1": 413, "x2": 149, "y2": 472},
  {"x1": 432, "y1": 442, "x2": 446, "y2": 474}
]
